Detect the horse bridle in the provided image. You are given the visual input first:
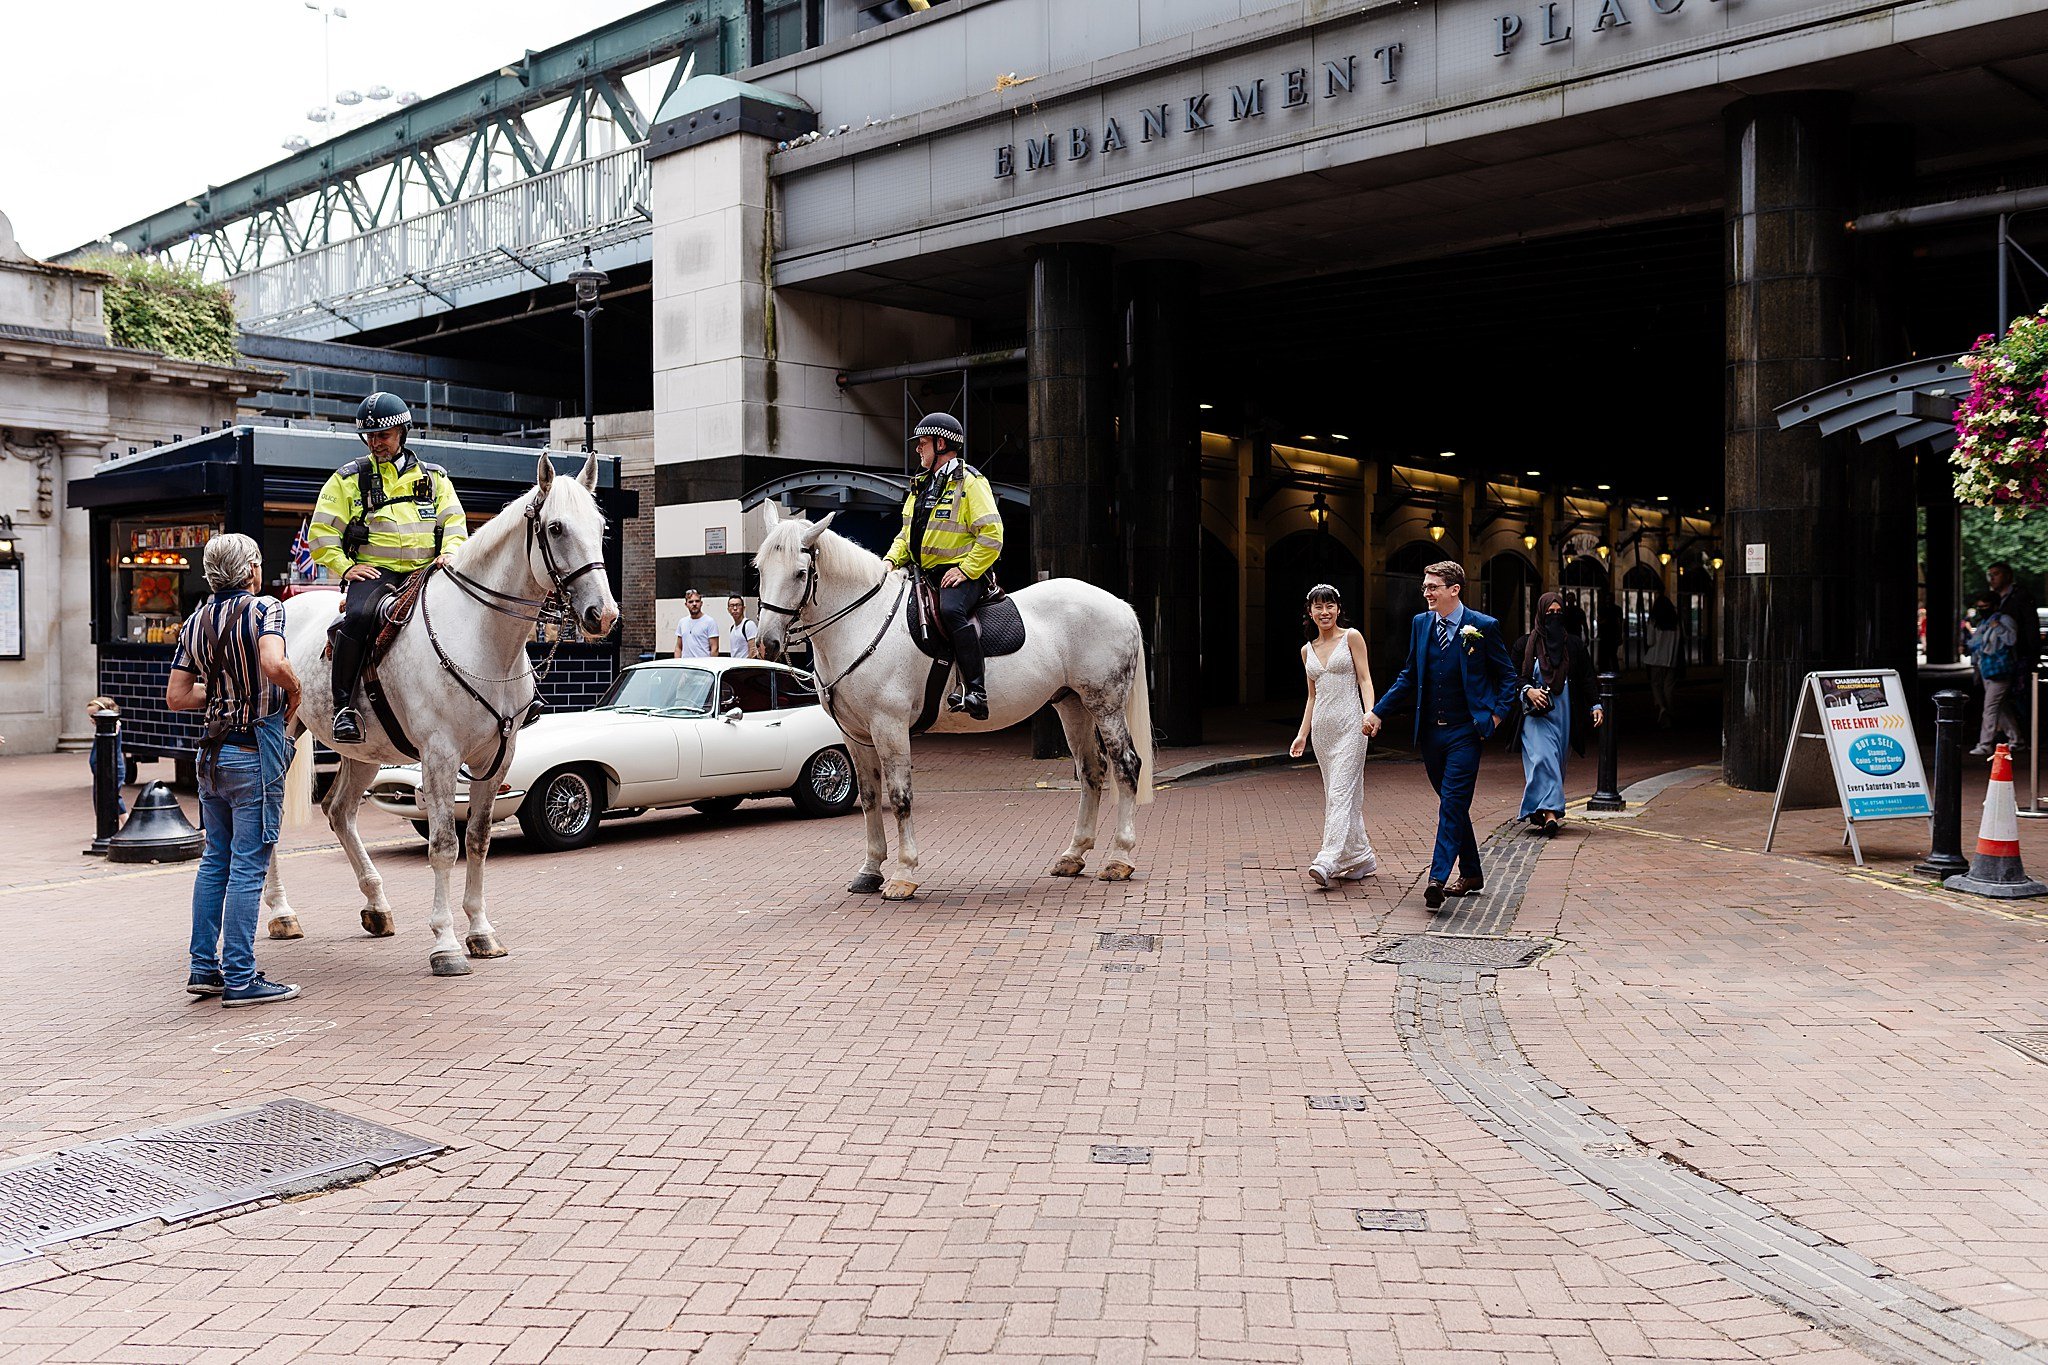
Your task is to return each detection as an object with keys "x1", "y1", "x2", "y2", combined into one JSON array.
[
  {"x1": 759, "y1": 542, "x2": 904, "y2": 701},
  {"x1": 415, "y1": 485, "x2": 609, "y2": 779}
]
